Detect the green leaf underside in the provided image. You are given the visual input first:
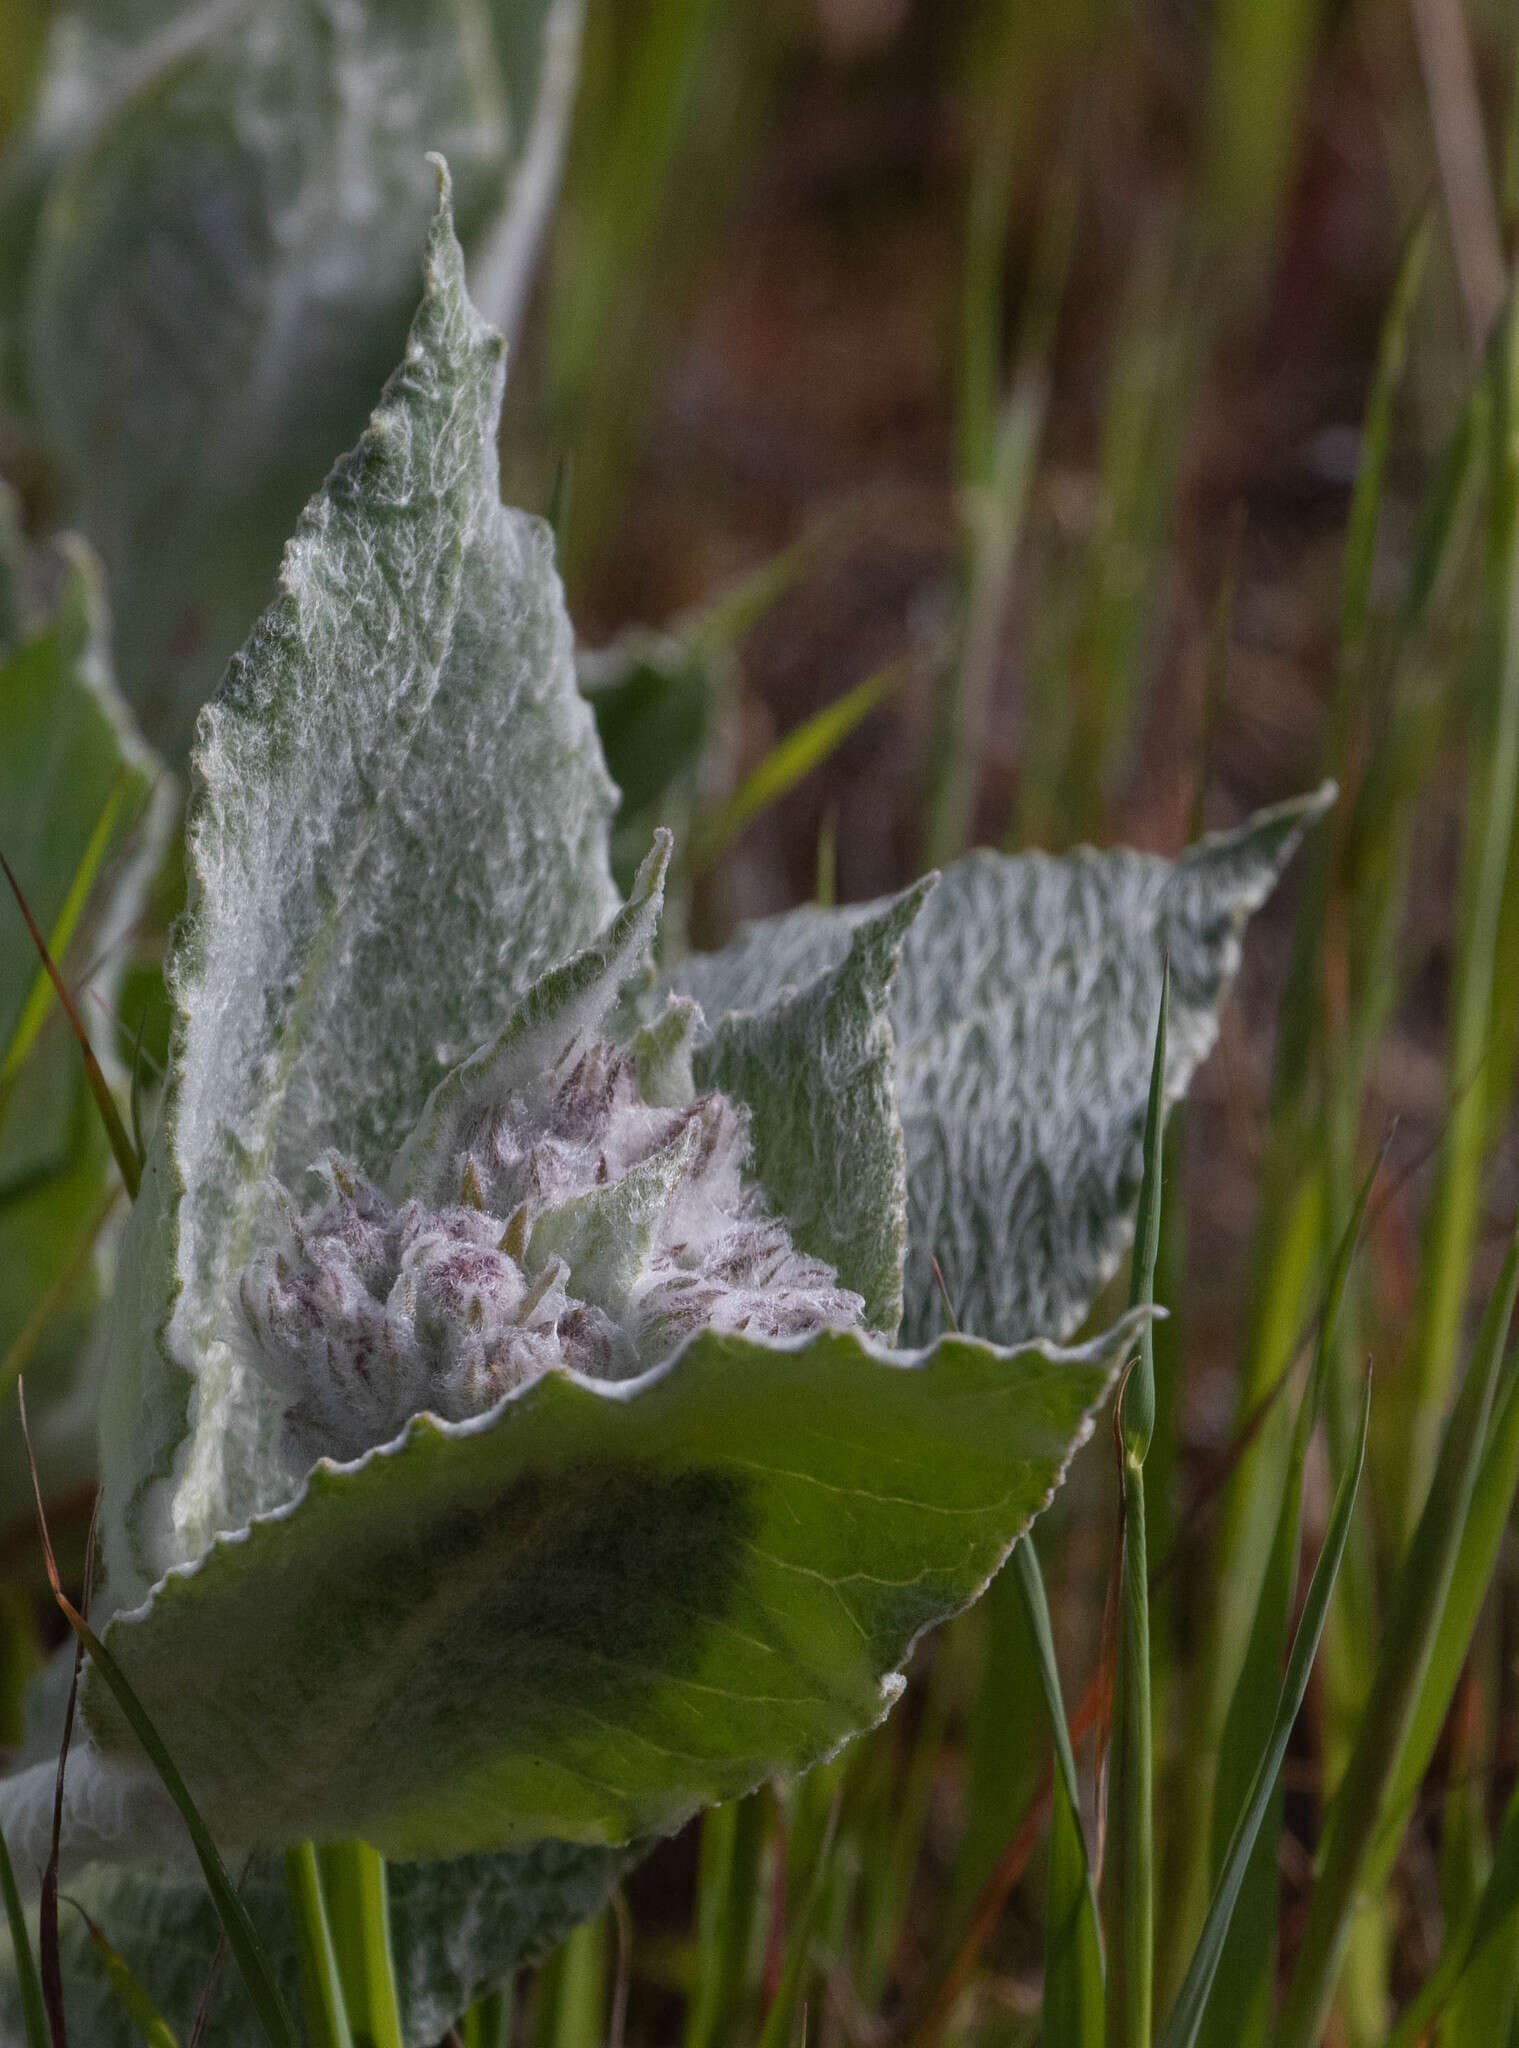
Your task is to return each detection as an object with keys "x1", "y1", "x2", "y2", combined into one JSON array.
[
  {"x1": 86, "y1": 1318, "x2": 1137, "y2": 1858},
  {"x1": 695, "y1": 881, "x2": 931, "y2": 1337},
  {"x1": 95, "y1": 171, "x2": 618, "y2": 1609},
  {"x1": 0, "y1": 1842, "x2": 626, "y2": 2048},
  {"x1": 4, "y1": 0, "x2": 582, "y2": 756},
  {"x1": 671, "y1": 788, "x2": 1334, "y2": 1346}
]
